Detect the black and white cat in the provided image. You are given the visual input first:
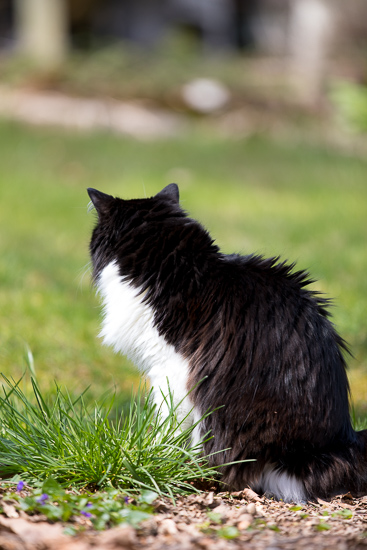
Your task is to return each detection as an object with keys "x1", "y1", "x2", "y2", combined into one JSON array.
[{"x1": 87, "y1": 184, "x2": 367, "y2": 502}]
